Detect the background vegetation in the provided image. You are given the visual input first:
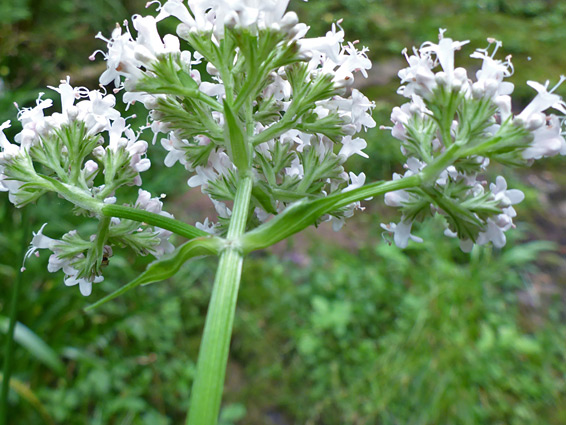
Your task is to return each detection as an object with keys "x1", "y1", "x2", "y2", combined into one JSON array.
[{"x1": 2, "y1": 0, "x2": 566, "y2": 424}]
